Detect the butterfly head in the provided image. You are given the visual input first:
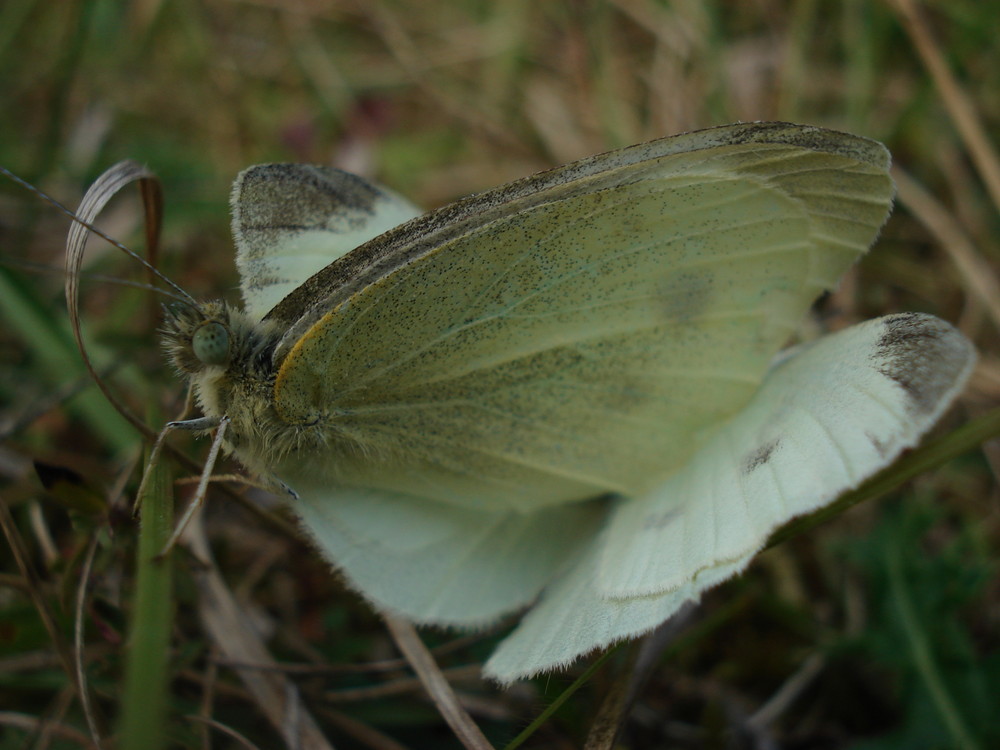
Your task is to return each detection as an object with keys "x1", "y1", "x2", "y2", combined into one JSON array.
[
  {"x1": 161, "y1": 301, "x2": 235, "y2": 375},
  {"x1": 158, "y1": 298, "x2": 298, "y2": 472}
]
